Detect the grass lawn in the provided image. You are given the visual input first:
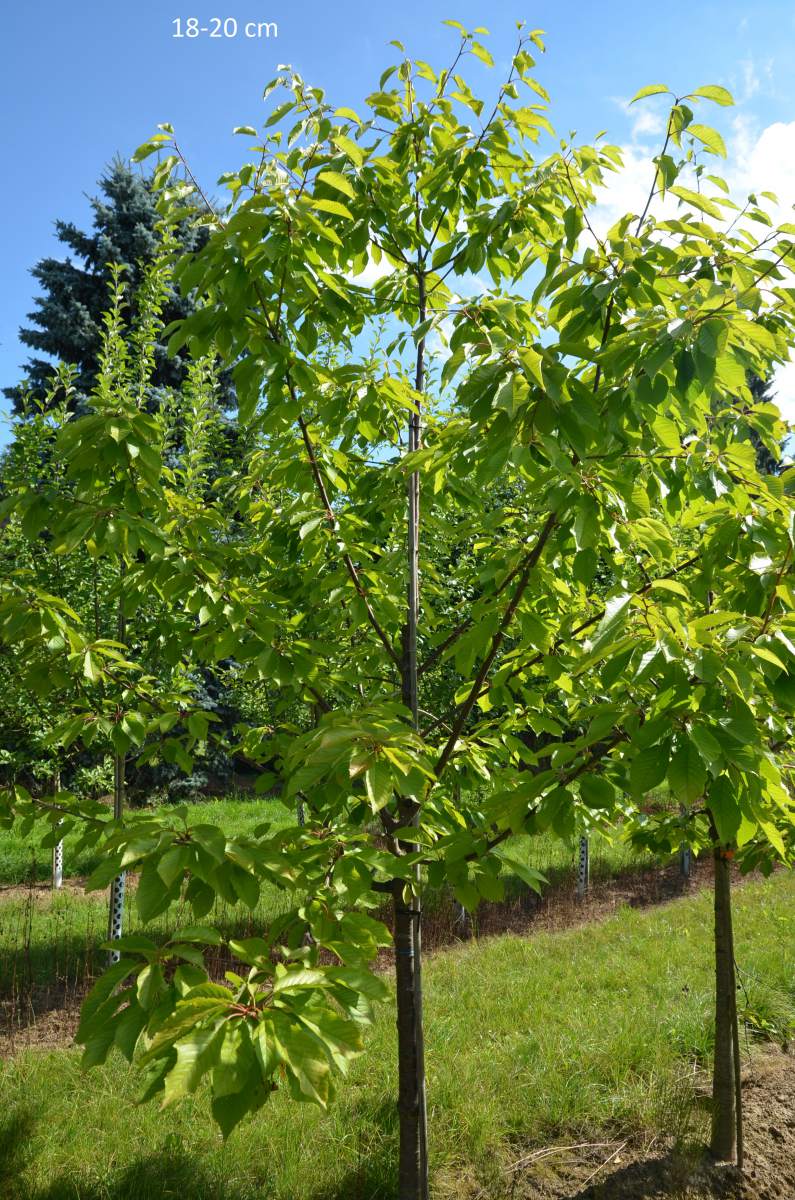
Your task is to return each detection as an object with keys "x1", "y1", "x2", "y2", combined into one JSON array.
[
  {"x1": 0, "y1": 795, "x2": 668, "y2": 1008},
  {"x1": 1, "y1": 870, "x2": 793, "y2": 1200},
  {"x1": 0, "y1": 795, "x2": 286, "y2": 886},
  {"x1": 0, "y1": 793, "x2": 663, "y2": 889}
]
